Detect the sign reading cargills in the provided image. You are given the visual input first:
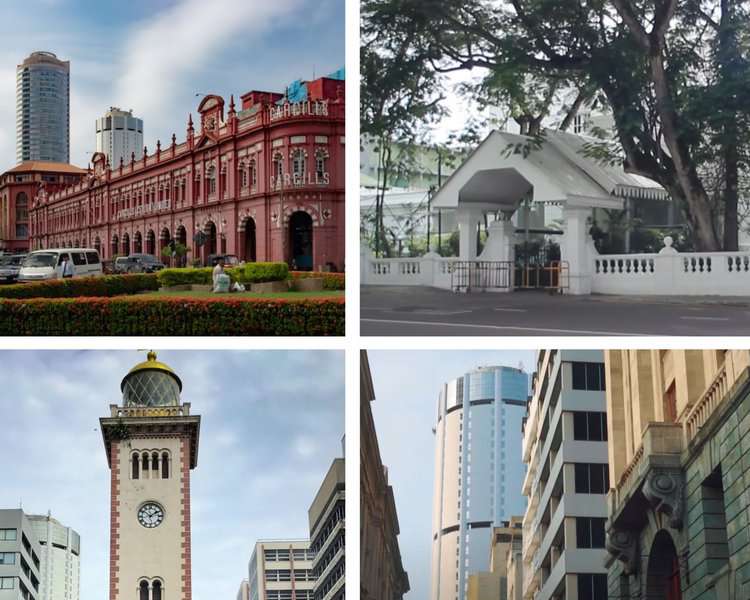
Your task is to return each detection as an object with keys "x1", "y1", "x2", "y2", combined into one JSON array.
[{"x1": 116, "y1": 200, "x2": 170, "y2": 221}]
